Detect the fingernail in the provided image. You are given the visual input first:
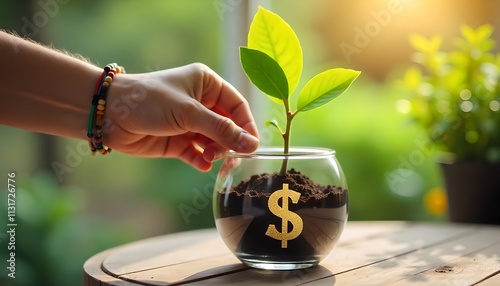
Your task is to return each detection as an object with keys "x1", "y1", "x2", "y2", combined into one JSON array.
[
  {"x1": 204, "y1": 147, "x2": 226, "y2": 162},
  {"x1": 203, "y1": 148, "x2": 215, "y2": 162},
  {"x1": 212, "y1": 149, "x2": 226, "y2": 161},
  {"x1": 237, "y1": 131, "x2": 259, "y2": 152}
]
